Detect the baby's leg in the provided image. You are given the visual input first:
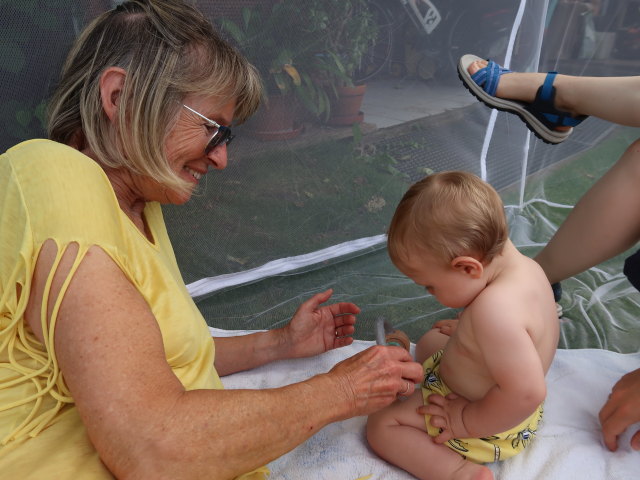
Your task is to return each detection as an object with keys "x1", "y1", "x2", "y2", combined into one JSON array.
[
  {"x1": 415, "y1": 328, "x2": 450, "y2": 364},
  {"x1": 367, "y1": 392, "x2": 492, "y2": 480}
]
